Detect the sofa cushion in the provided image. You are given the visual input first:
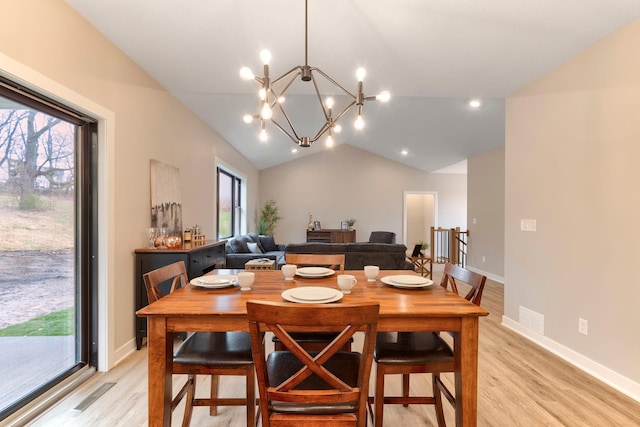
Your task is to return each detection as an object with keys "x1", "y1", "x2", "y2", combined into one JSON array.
[
  {"x1": 285, "y1": 243, "x2": 347, "y2": 254},
  {"x1": 247, "y1": 242, "x2": 262, "y2": 254},
  {"x1": 348, "y1": 243, "x2": 403, "y2": 253},
  {"x1": 259, "y1": 235, "x2": 279, "y2": 252},
  {"x1": 227, "y1": 236, "x2": 249, "y2": 253},
  {"x1": 368, "y1": 231, "x2": 396, "y2": 244}
]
